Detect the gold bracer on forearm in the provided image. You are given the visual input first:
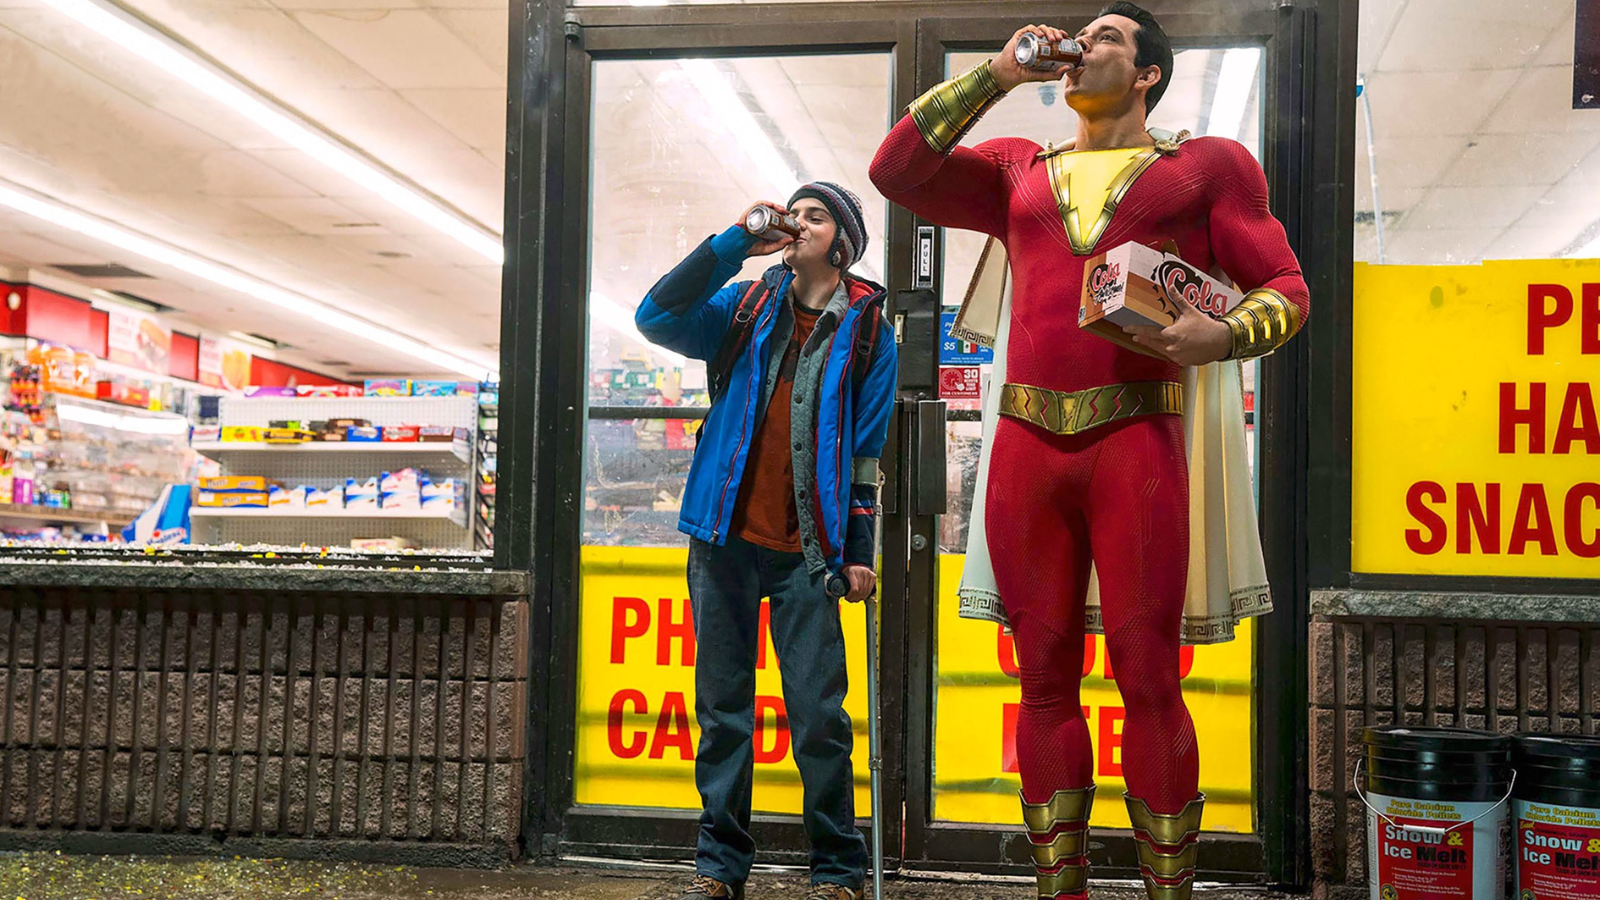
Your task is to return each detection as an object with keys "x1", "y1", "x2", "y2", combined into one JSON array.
[
  {"x1": 1222, "y1": 288, "x2": 1303, "y2": 360},
  {"x1": 909, "y1": 61, "x2": 1006, "y2": 154}
]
